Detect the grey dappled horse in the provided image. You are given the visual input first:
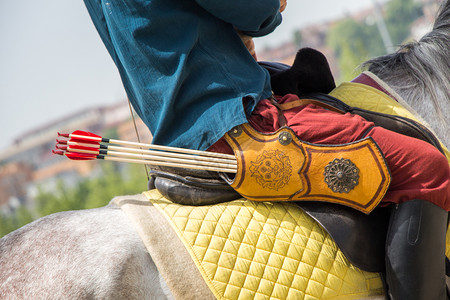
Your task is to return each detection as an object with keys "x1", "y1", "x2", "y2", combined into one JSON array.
[{"x1": 1, "y1": 1, "x2": 449, "y2": 299}]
